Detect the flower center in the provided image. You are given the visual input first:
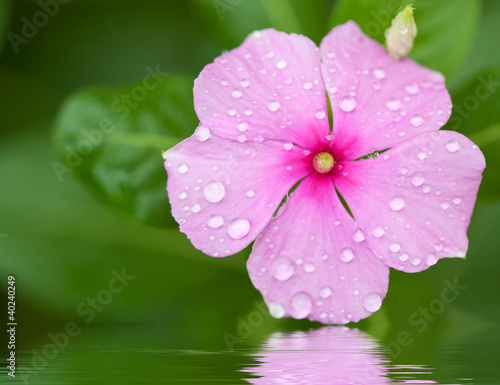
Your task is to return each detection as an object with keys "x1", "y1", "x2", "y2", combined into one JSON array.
[{"x1": 313, "y1": 152, "x2": 334, "y2": 174}]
